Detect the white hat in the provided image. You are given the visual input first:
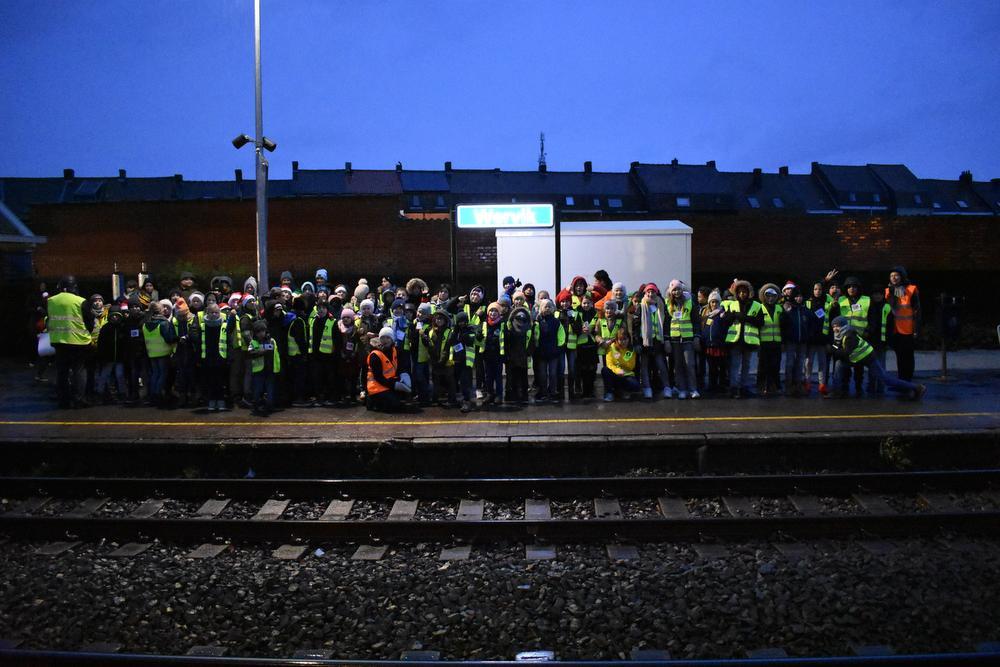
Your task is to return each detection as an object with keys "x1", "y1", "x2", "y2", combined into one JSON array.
[{"x1": 378, "y1": 326, "x2": 394, "y2": 340}]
